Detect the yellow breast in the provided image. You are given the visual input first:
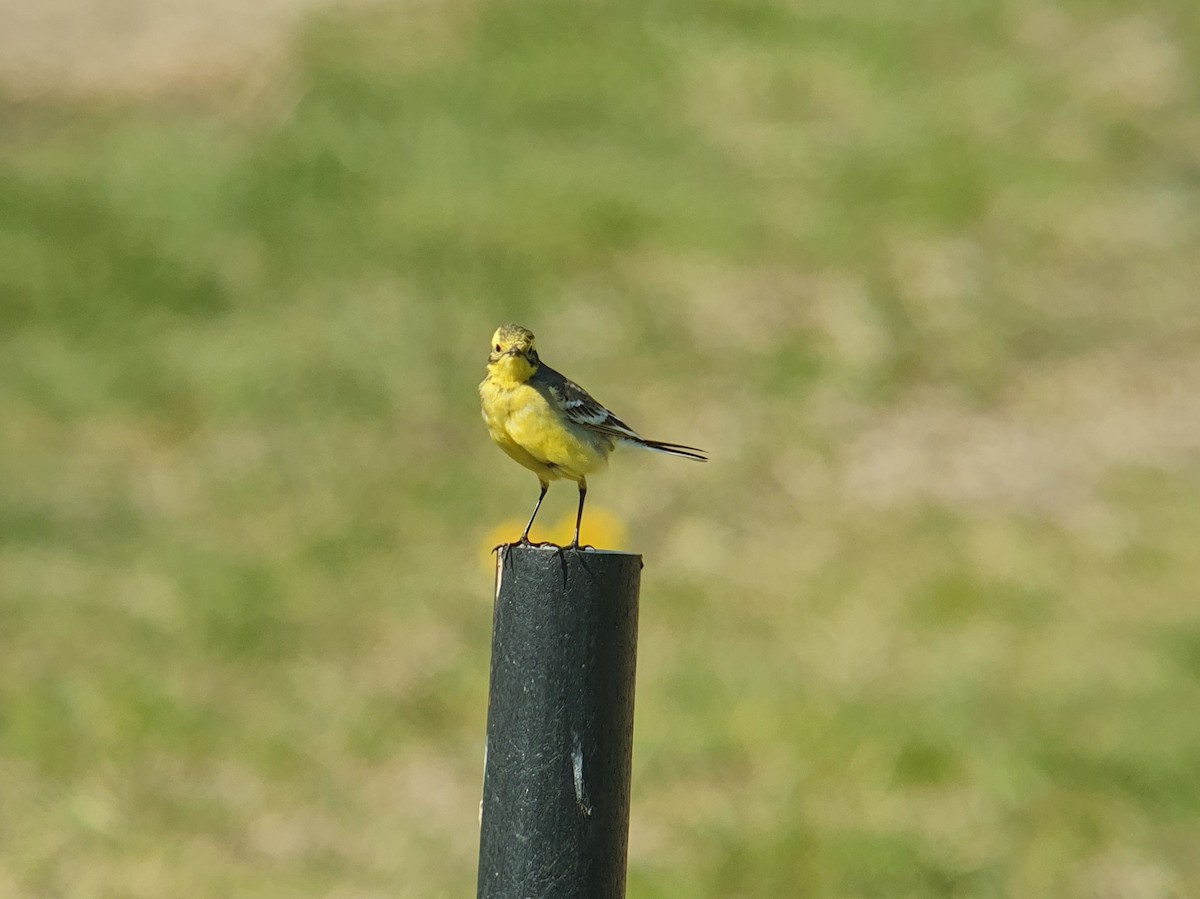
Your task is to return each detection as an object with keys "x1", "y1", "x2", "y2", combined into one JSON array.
[{"x1": 479, "y1": 374, "x2": 612, "y2": 482}]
